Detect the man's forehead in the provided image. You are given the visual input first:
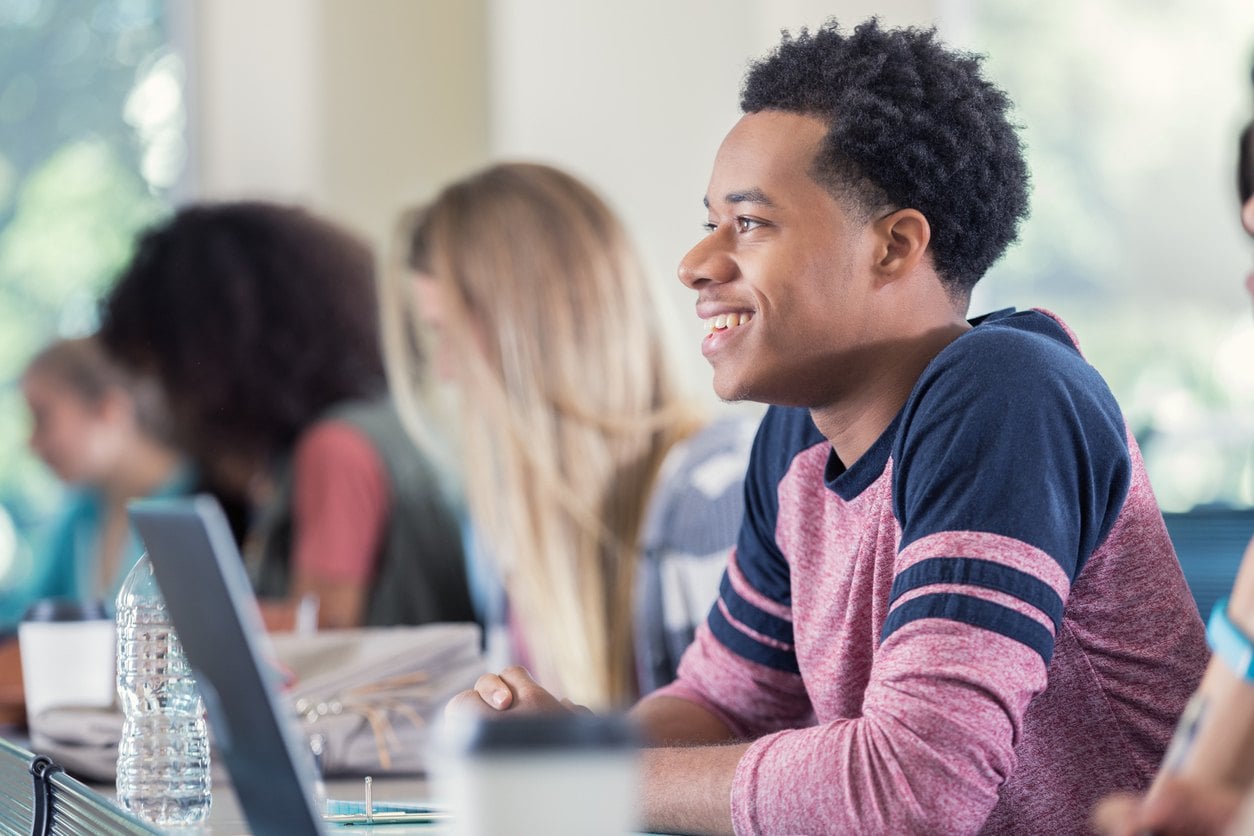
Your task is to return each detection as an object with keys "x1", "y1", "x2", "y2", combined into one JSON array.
[{"x1": 704, "y1": 112, "x2": 827, "y2": 207}]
